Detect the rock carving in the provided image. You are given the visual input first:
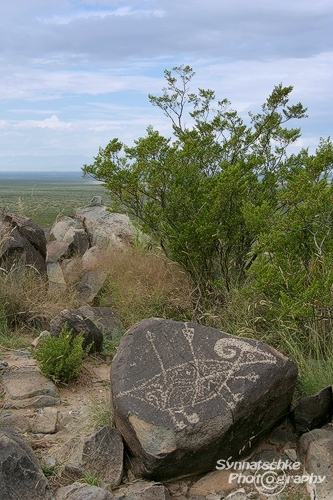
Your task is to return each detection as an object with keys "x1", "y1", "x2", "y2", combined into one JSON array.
[{"x1": 116, "y1": 322, "x2": 277, "y2": 429}]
